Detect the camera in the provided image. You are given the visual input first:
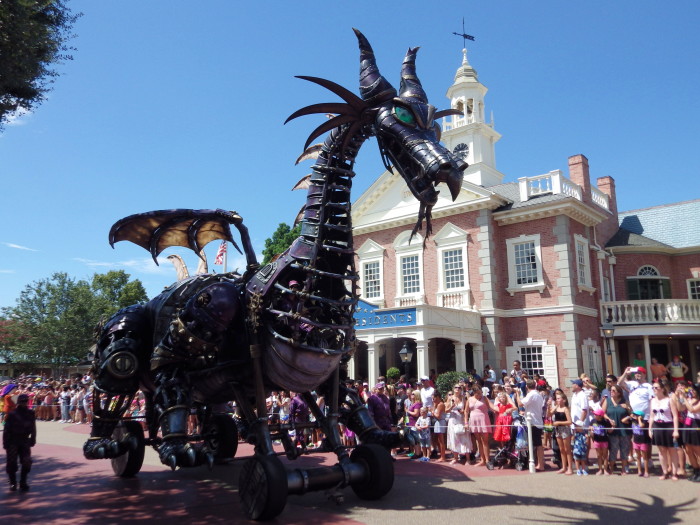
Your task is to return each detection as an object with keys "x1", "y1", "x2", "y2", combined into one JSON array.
[{"x1": 630, "y1": 367, "x2": 638, "y2": 374}]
